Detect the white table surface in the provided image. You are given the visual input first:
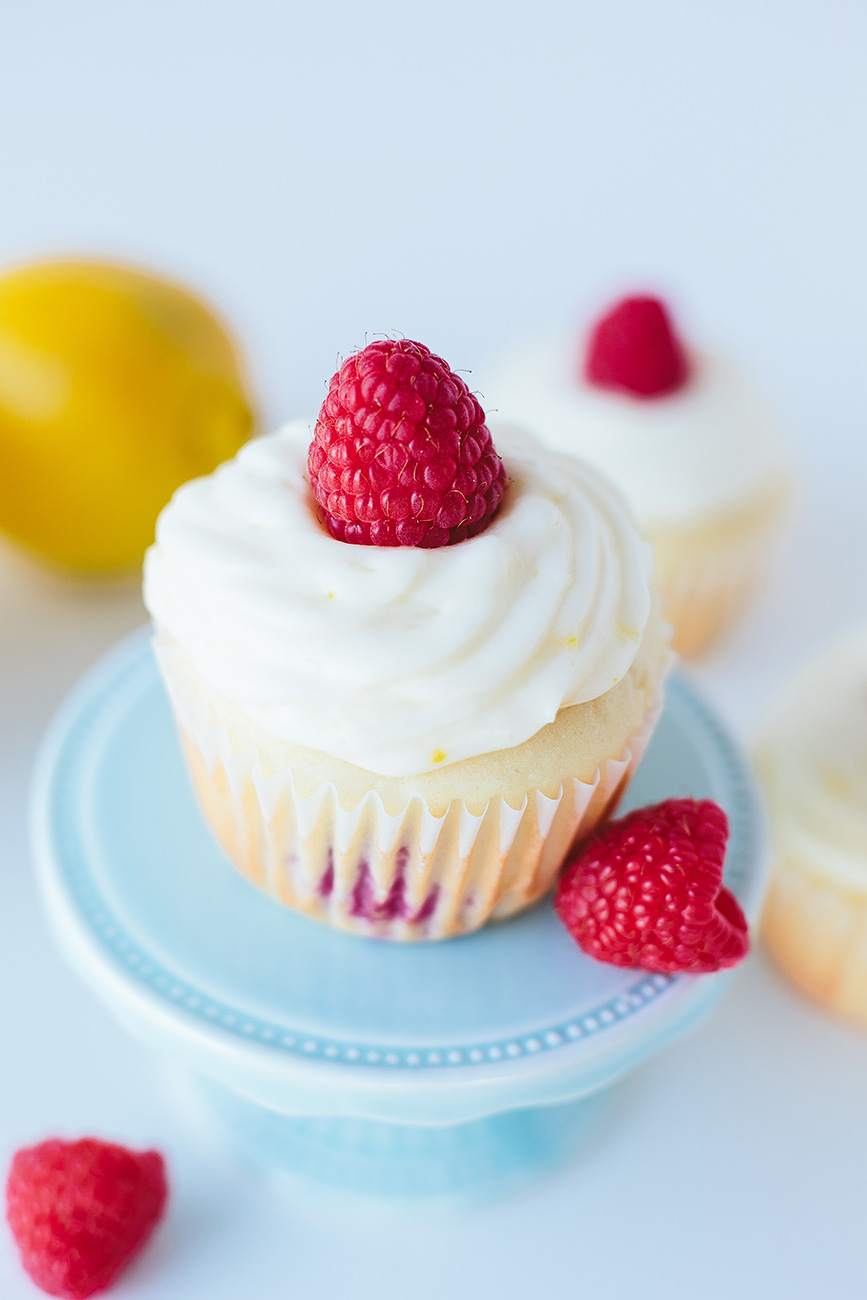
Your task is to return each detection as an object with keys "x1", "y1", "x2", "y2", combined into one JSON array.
[{"x1": 2, "y1": 2, "x2": 867, "y2": 1295}]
